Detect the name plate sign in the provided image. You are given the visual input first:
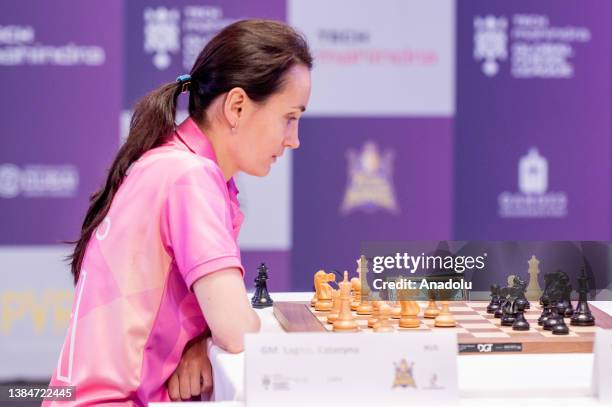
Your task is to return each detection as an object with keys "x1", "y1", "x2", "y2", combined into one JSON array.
[
  {"x1": 593, "y1": 329, "x2": 612, "y2": 402},
  {"x1": 245, "y1": 332, "x2": 458, "y2": 405}
]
